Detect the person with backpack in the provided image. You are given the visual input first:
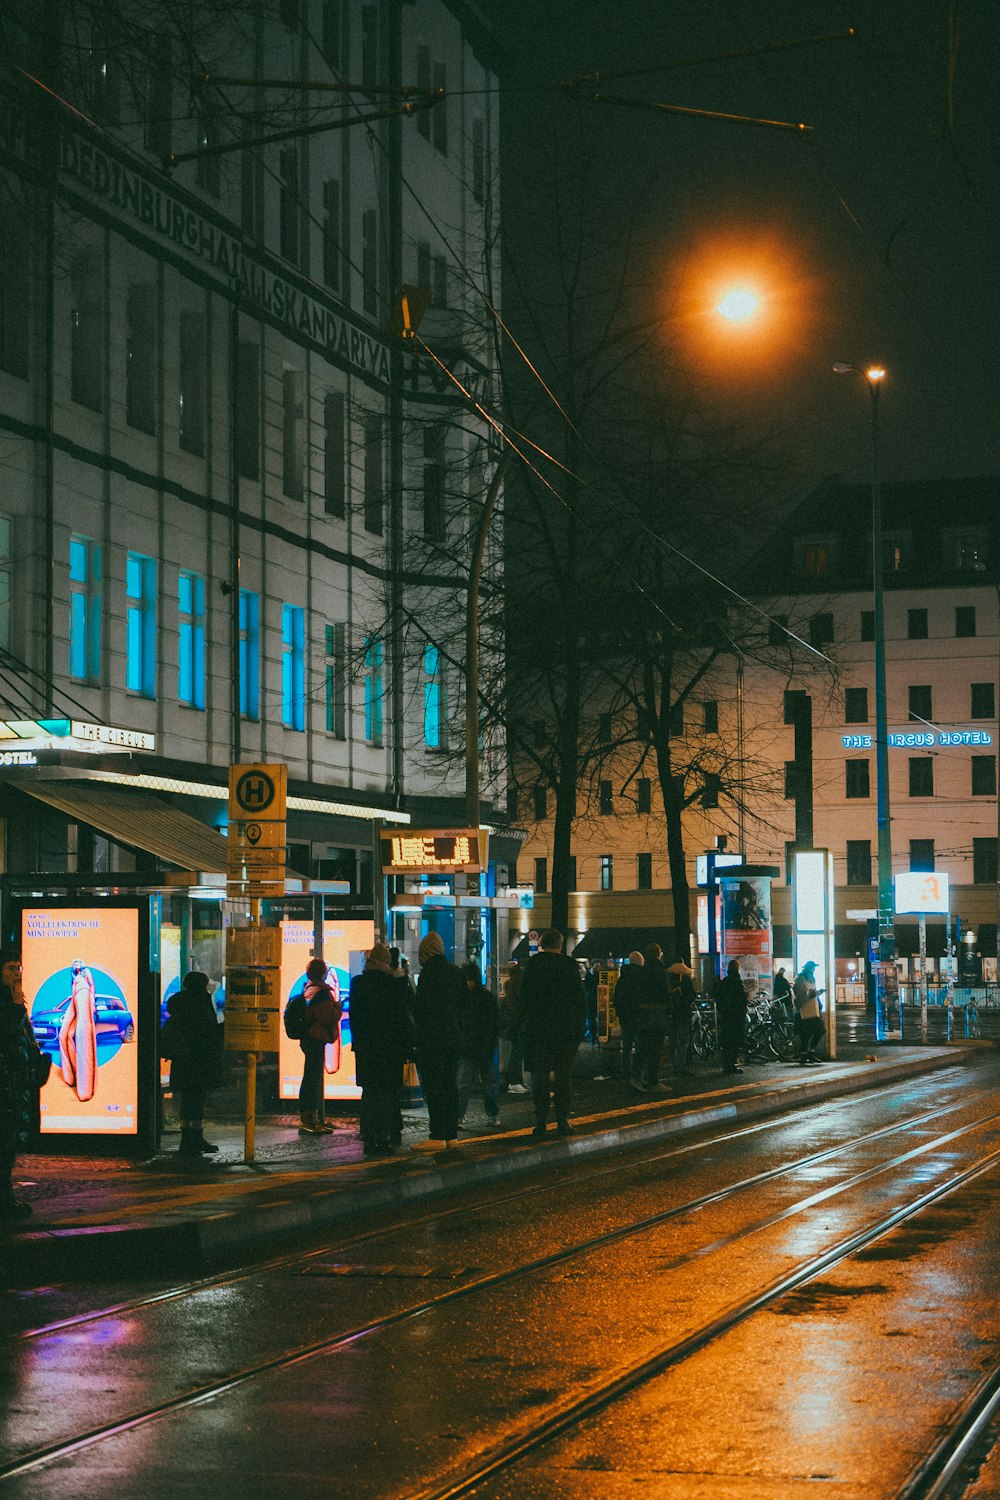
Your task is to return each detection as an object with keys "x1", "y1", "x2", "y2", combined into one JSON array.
[
  {"x1": 457, "y1": 963, "x2": 501, "y2": 1129},
  {"x1": 288, "y1": 957, "x2": 341, "y2": 1135},
  {"x1": 165, "y1": 971, "x2": 224, "y2": 1157}
]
